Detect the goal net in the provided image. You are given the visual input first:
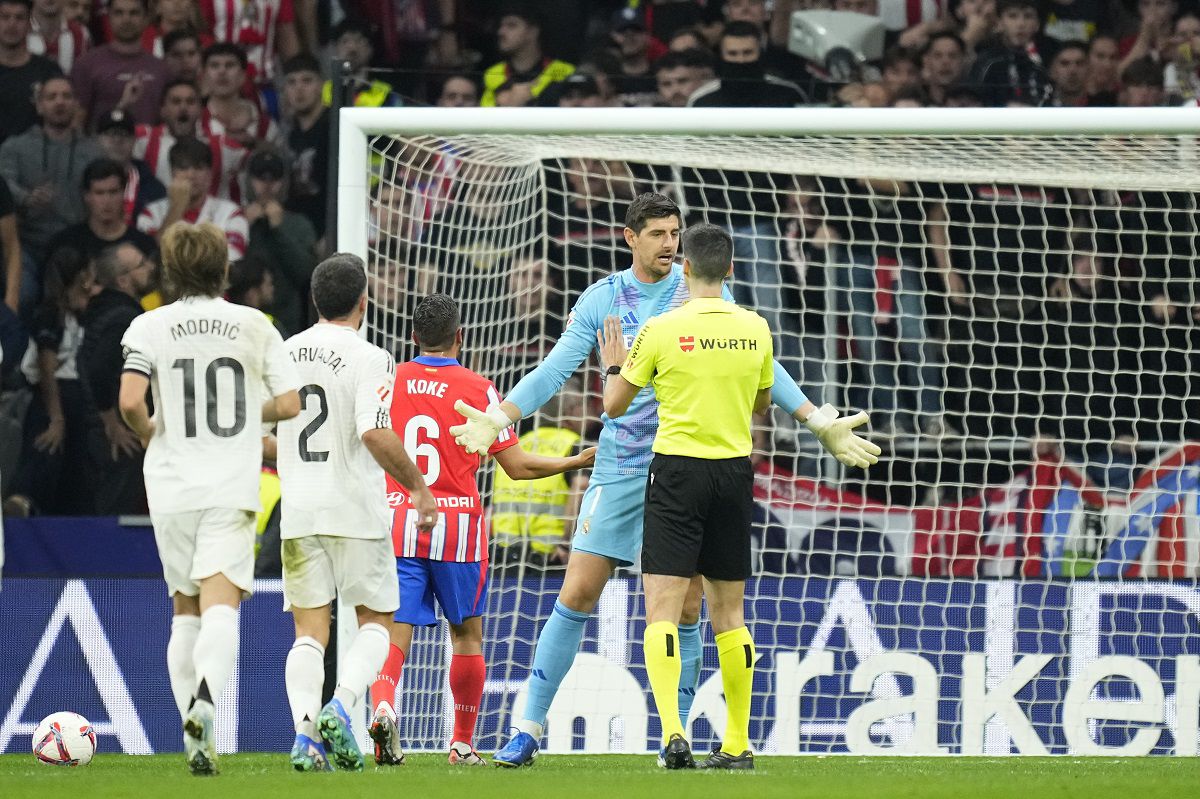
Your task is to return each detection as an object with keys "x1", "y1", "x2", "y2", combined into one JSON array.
[{"x1": 344, "y1": 107, "x2": 1200, "y2": 757}]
